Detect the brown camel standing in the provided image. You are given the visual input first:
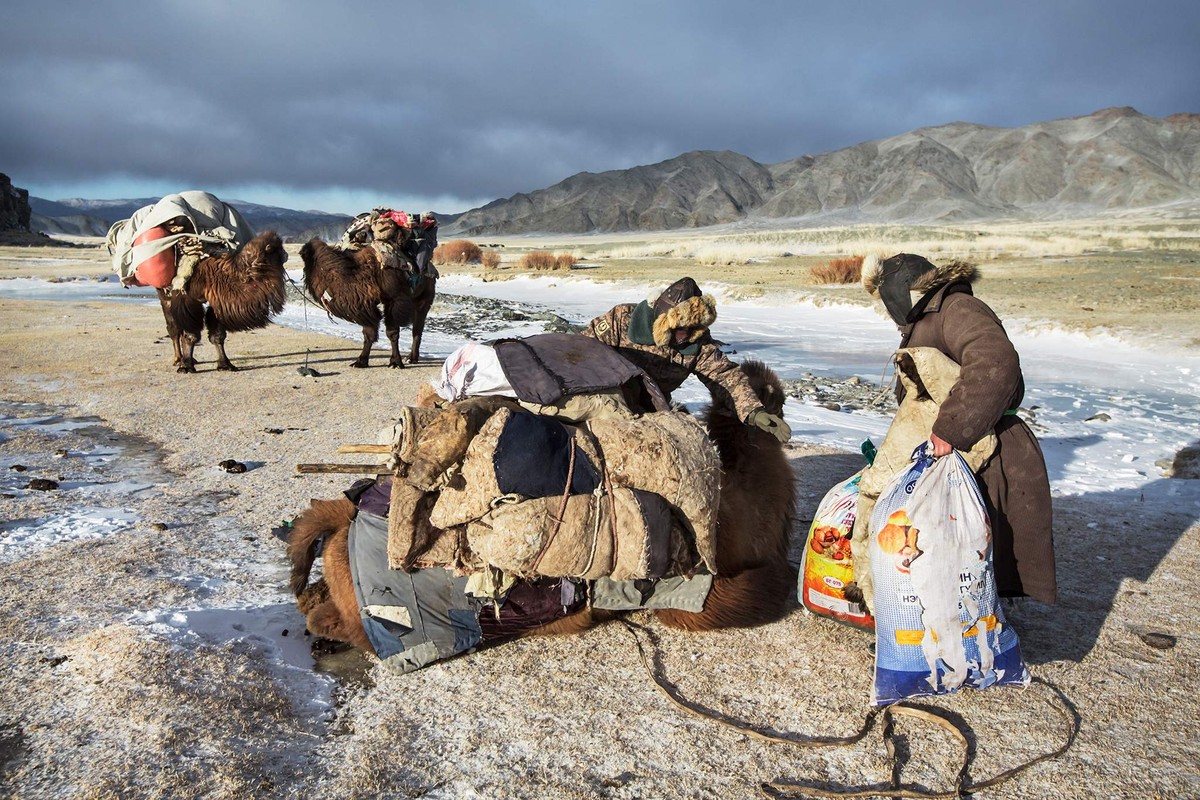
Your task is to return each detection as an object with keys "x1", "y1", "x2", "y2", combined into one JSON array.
[
  {"x1": 299, "y1": 218, "x2": 436, "y2": 368},
  {"x1": 286, "y1": 359, "x2": 796, "y2": 657},
  {"x1": 158, "y1": 231, "x2": 288, "y2": 373}
]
